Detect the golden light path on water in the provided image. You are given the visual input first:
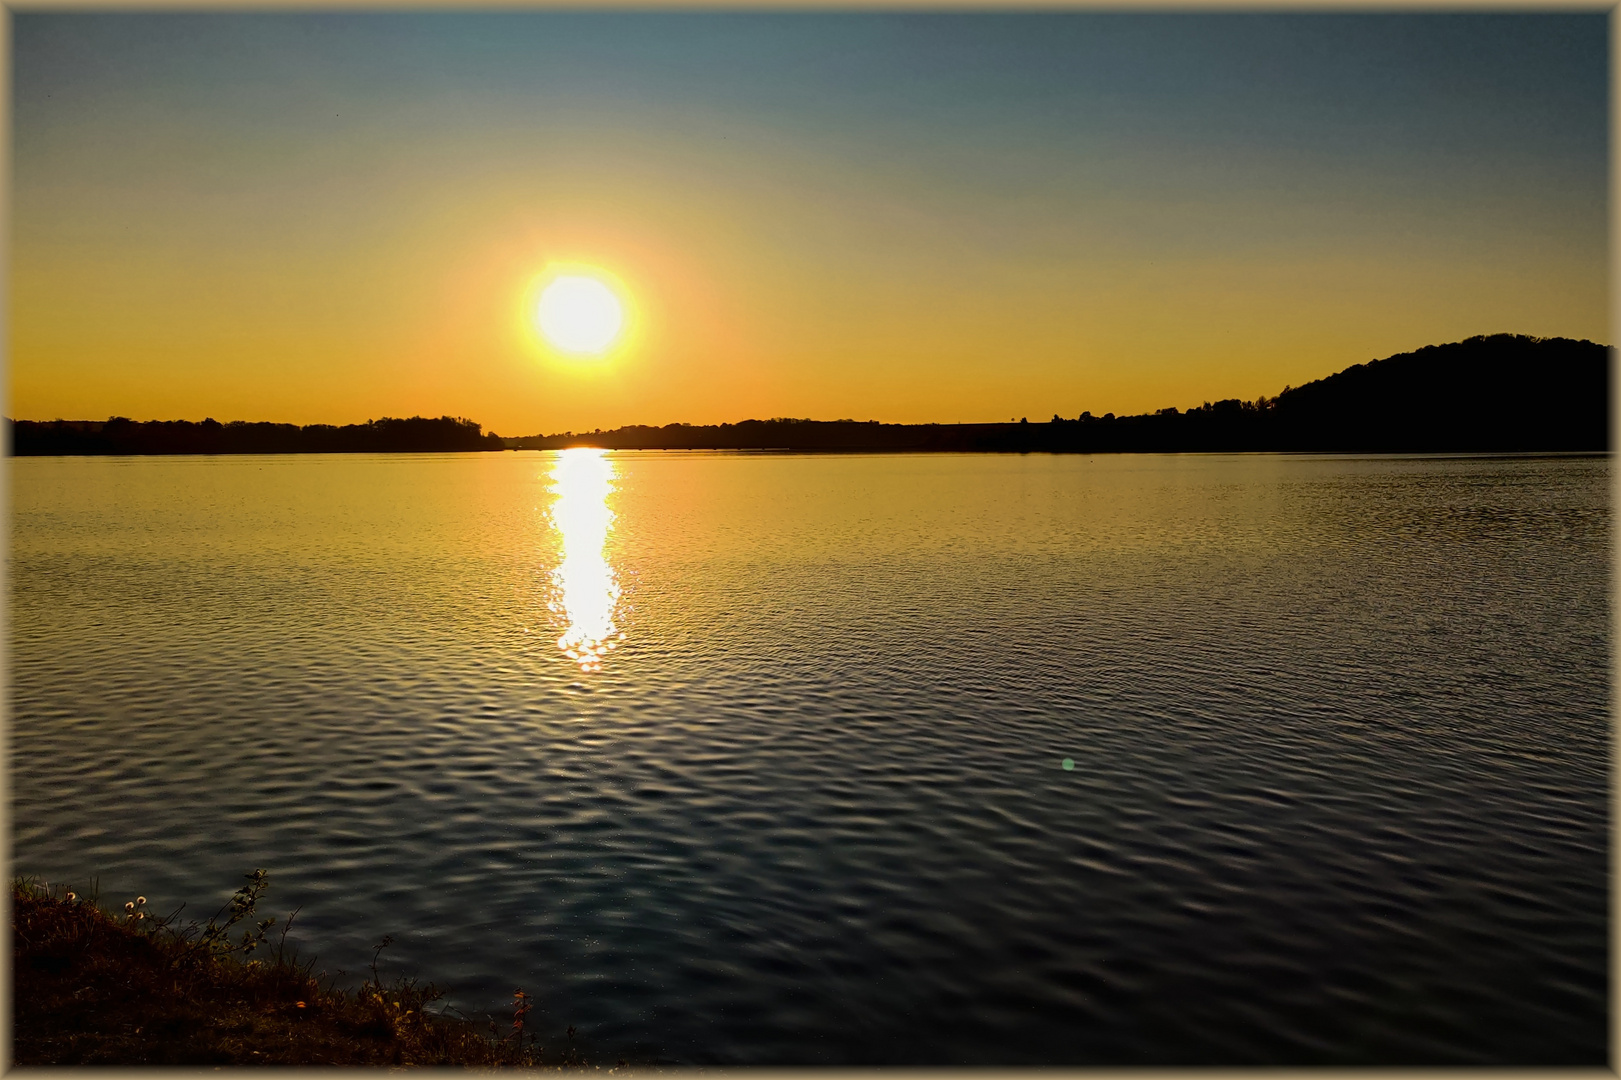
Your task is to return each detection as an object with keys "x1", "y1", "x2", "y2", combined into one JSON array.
[{"x1": 548, "y1": 448, "x2": 623, "y2": 673}]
